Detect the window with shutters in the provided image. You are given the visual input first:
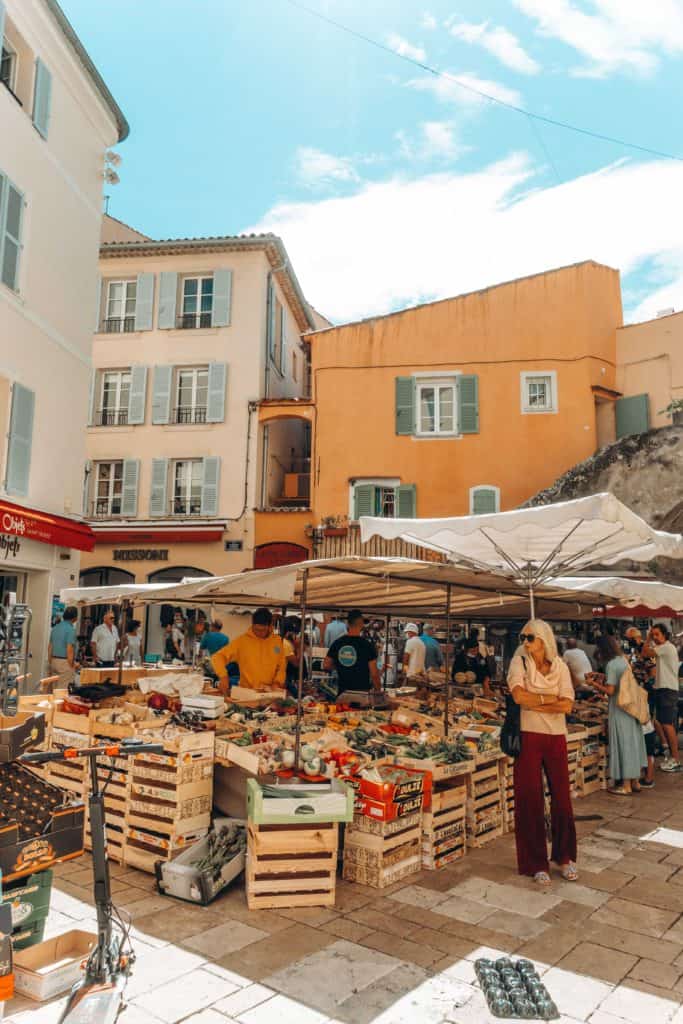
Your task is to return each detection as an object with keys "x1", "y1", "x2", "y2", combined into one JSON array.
[
  {"x1": 172, "y1": 459, "x2": 203, "y2": 515},
  {"x1": 271, "y1": 297, "x2": 284, "y2": 372},
  {"x1": 180, "y1": 276, "x2": 213, "y2": 329},
  {"x1": 1, "y1": 42, "x2": 16, "y2": 93},
  {"x1": 97, "y1": 370, "x2": 130, "y2": 426},
  {"x1": 469, "y1": 486, "x2": 500, "y2": 515},
  {"x1": 103, "y1": 280, "x2": 136, "y2": 333},
  {"x1": 0, "y1": 171, "x2": 24, "y2": 292},
  {"x1": 93, "y1": 461, "x2": 123, "y2": 517},
  {"x1": 174, "y1": 367, "x2": 208, "y2": 424},
  {"x1": 416, "y1": 378, "x2": 457, "y2": 436},
  {"x1": 521, "y1": 371, "x2": 557, "y2": 414},
  {"x1": 350, "y1": 479, "x2": 417, "y2": 520}
]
